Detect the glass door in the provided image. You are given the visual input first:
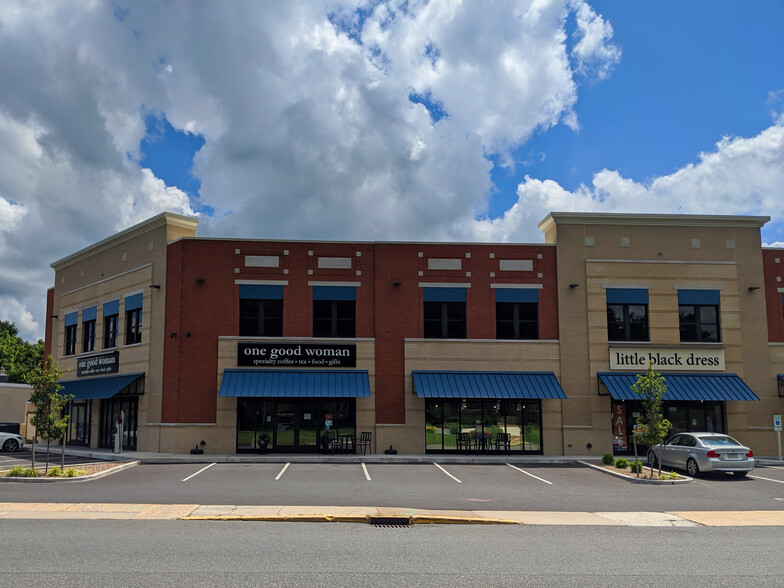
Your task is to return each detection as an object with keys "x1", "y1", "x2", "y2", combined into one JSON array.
[{"x1": 275, "y1": 402, "x2": 297, "y2": 450}]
